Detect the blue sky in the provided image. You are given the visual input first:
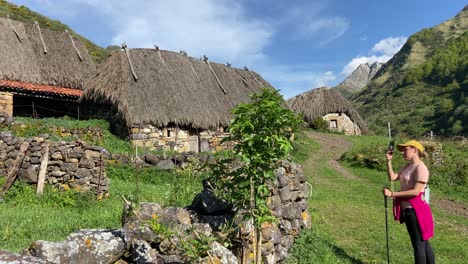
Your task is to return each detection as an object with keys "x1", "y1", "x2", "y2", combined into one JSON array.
[{"x1": 9, "y1": 0, "x2": 467, "y2": 98}]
